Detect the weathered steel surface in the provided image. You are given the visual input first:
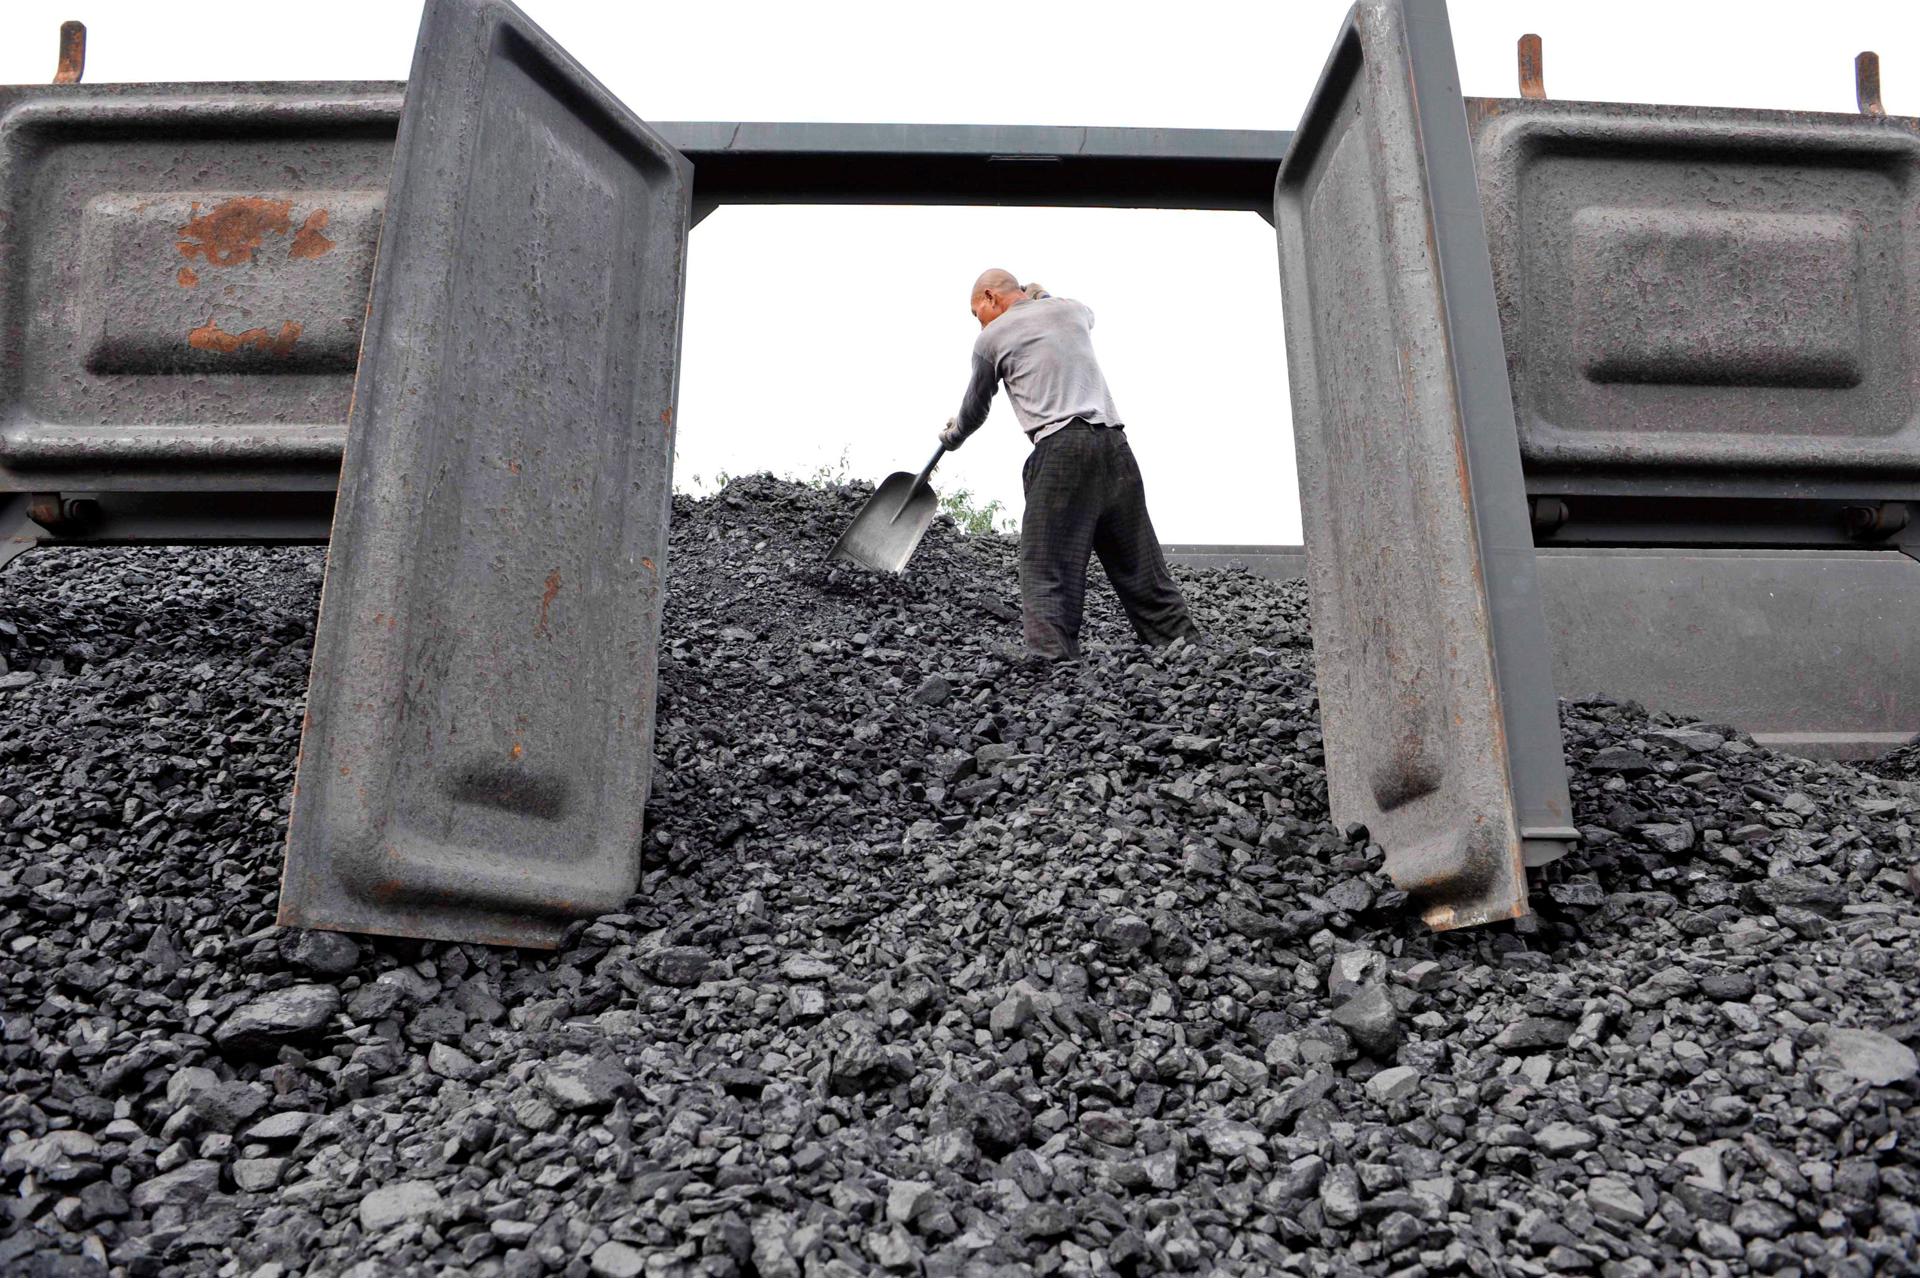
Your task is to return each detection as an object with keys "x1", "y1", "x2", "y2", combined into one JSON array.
[
  {"x1": 670, "y1": 121, "x2": 1291, "y2": 224},
  {"x1": 0, "y1": 494, "x2": 34, "y2": 569},
  {"x1": 0, "y1": 95, "x2": 1287, "y2": 507},
  {"x1": 0, "y1": 80, "x2": 400, "y2": 491},
  {"x1": 279, "y1": 0, "x2": 692, "y2": 948},
  {"x1": 1158, "y1": 540, "x2": 1919, "y2": 762},
  {"x1": 1274, "y1": 0, "x2": 1575, "y2": 930},
  {"x1": 0, "y1": 489, "x2": 334, "y2": 569},
  {"x1": 1530, "y1": 494, "x2": 1920, "y2": 545},
  {"x1": 1537, "y1": 548, "x2": 1918, "y2": 761},
  {"x1": 1468, "y1": 95, "x2": 1920, "y2": 495},
  {"x1": 1161, "y1": 544, "x2": 1307, "y2": 579}
]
